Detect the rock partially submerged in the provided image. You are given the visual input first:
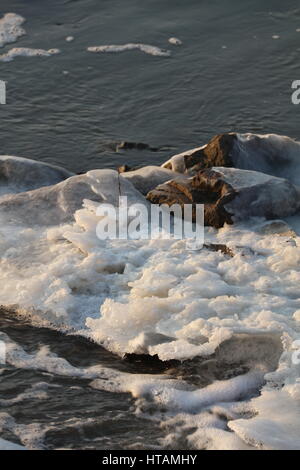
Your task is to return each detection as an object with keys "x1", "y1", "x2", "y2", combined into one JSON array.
[
  {"x1": 116, "y1": 141, "x2": 158, "y2": 152},
  {"x1": 147, "y1": 167, "x2": 300, "y2": 228}
]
